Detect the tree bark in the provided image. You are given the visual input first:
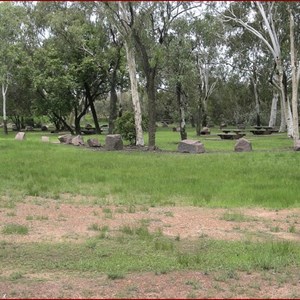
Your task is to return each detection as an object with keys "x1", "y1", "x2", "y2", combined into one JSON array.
[
  {"x1": 289, "y1": 9, "x2": 299, "y2": 145},
  {"x1": 108, "y1": 86, "x2": 118, "y2": 134},
  {"x1": 277, "y1": 60, "x2": 293, "y2": 137},
  {"x1": 268, "y1": 91, "x2": 278, "y2": 128},
  {"x1": 84, "y1": 83, "x2": 101, "y2": 134},
  {"x1": 2, "y1": 82, "x2": 8, "y2": 135},
  {"x1": 108, "y1": 49, "x2": 121, "y2": 134},
  {"x1": 251, "y1": 67, "x2": 261, "y2": 127},
  {"x1": 195, "y1": 101, "x2": 202, "y2": 136},
  {"x1": 89, "y1": 99, "x2": 101, "y2": 134},
  {"x1": 176, "y1": 81, "x2": 187, "y2": 140},
  {"x1": 124, "y1": 41, "x2": 144, "y2": 146},
  {"x1": 53, "y1": 112, "x2": 74, "y2": 134},
  {"x1": 146, "y1": 71, "x2": 157, "y2": 148}
]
